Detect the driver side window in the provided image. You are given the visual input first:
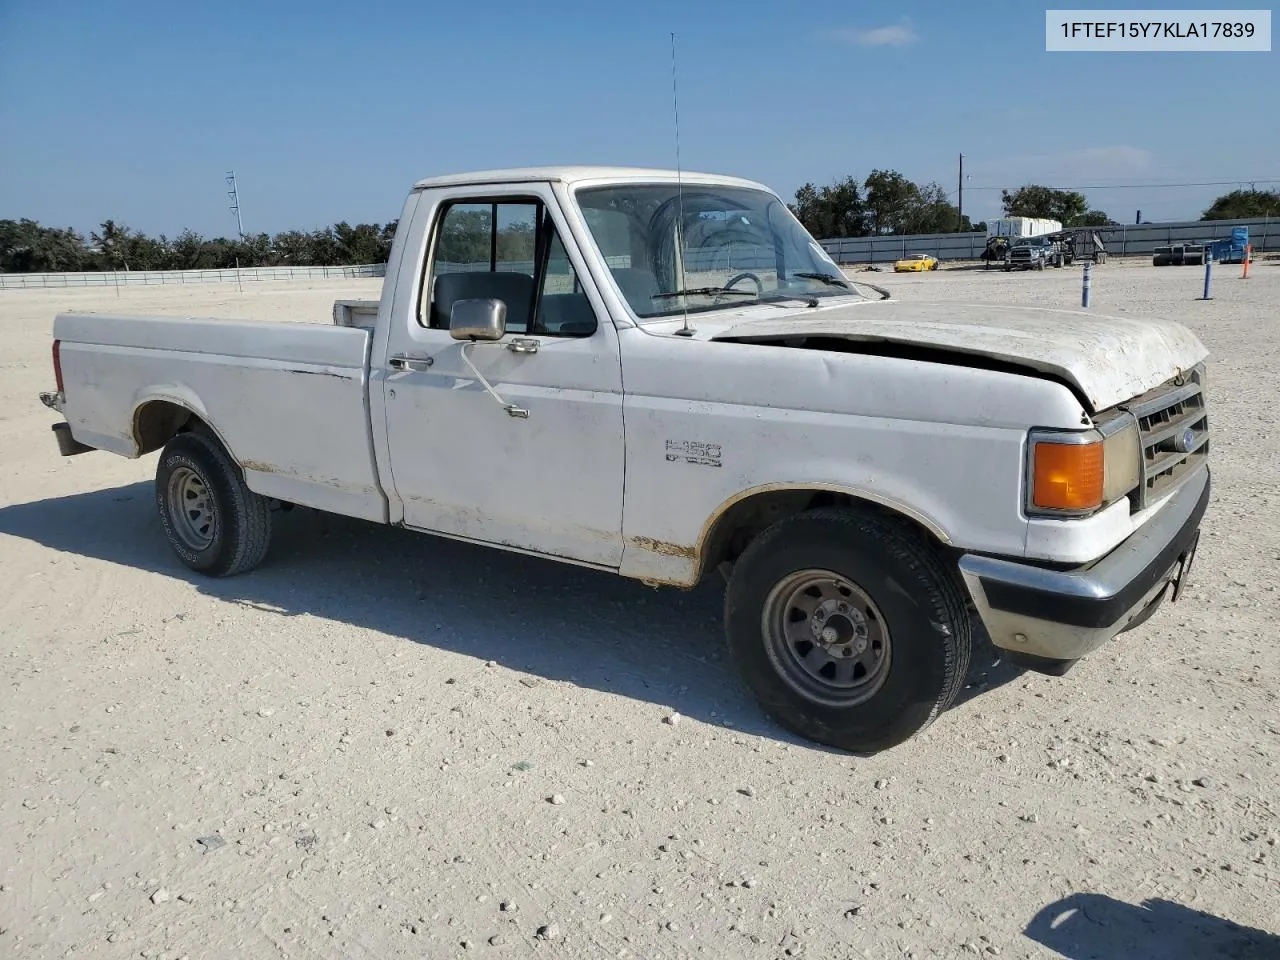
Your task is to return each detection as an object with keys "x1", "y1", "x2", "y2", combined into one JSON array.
[
  {"x1": 425, "y1": 201, "x2": 537, "y2": 333},
  {"x1": 421, "y1": 199, "x2": 597, "y2": 338}
]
